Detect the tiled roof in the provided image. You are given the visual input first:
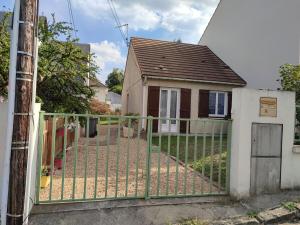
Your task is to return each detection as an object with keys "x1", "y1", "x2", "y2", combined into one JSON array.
[{"x1": 130, "y1": 37, "x2": 246, "y2": 85}]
